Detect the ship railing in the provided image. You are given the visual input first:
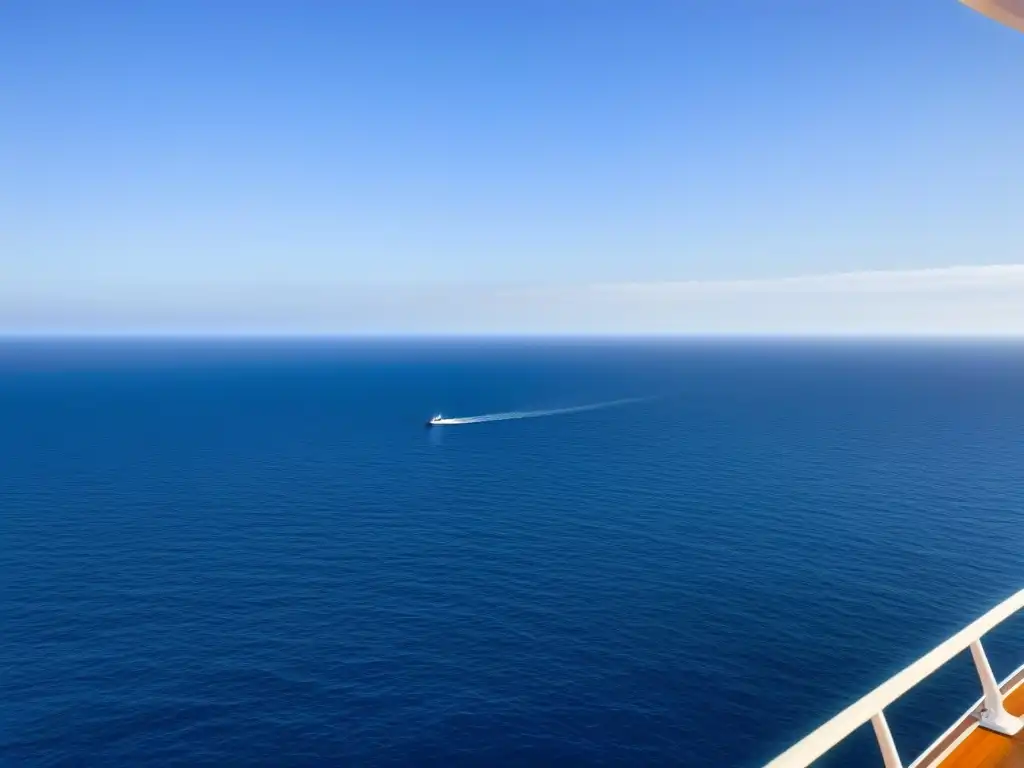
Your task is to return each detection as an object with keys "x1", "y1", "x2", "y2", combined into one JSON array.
[{"x1": 764, "y1": 588, "x2": 1024, "y2": 768}]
